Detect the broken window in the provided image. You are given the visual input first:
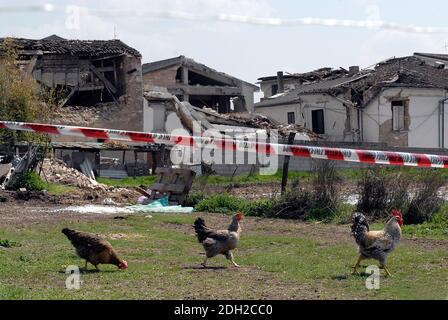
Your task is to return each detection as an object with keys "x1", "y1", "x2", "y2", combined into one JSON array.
[
  {"x1": 271, "y1": 84, "x2": 278, "y2": 96},
  {"x1": 287, "y1": 112, "x2": 295, "y2": 124},
  {"x1": 311, "y1": 109, "x2": 325, "y2": 134},
  {"x1": 392, "y1": 101, "x2": 406, "y2": 131}
]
